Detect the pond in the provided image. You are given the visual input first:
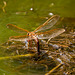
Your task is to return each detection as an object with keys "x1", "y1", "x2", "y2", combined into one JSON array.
[{"x1": 0, "y1": 0, "x2": 75, "y2": 75}]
